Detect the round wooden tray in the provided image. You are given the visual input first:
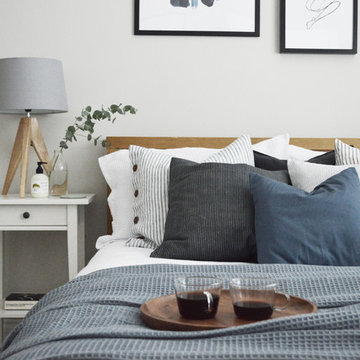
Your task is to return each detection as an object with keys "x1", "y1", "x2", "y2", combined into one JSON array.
[{"x1": 140, "y1": 290, "x2": 317, "y2": 331}]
